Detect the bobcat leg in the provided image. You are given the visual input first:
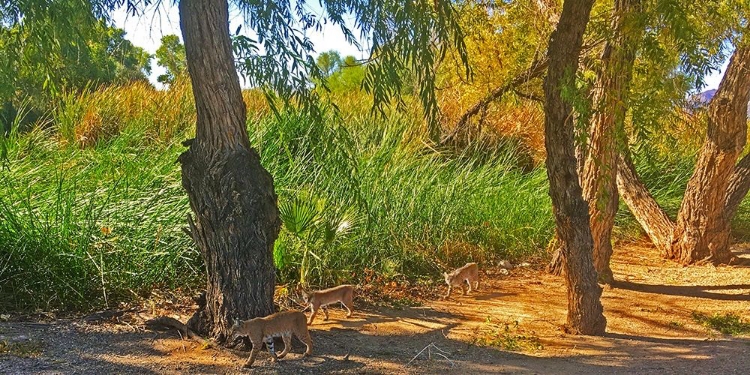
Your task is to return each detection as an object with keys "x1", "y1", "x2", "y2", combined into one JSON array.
[
  {"x1": 467, "y1": 279, "x2": 473, "y2": 293},
  {"x1": 307, "y1": 305, "x2": 319, "y2": 325},
  {"x1": 461, "y1": 284, "x2": 467, "y2": 295},
  {"x1": 244, "y1": 347, "x2": 260, "y2": 368},
  {"x1": 474, "y1": 278, "x2": 479, "y2": 291},
  {"x1": 322, "y1": 306, "x2": 329, "y2": 321},
  {"x1": 278, "y1": 334, "x2": 292, "y2": 359},
  {"x1": 299, "y1": 330, "x2": 313, "y2": 357},
  {"x1": 445, "y1": 285, "x2": 452, "y2": 298}
]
